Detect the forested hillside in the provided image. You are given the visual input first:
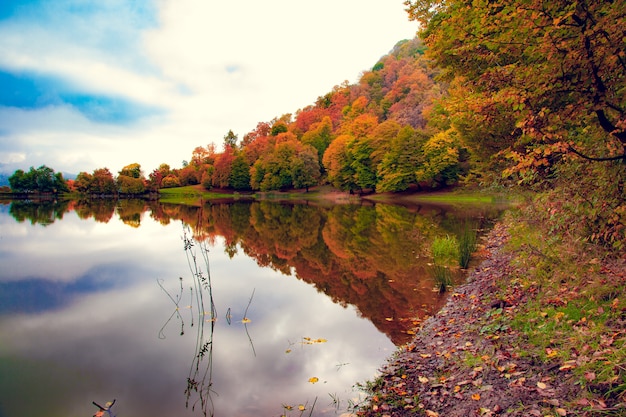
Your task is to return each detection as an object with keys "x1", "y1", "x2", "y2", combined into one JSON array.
[{"x1": 174, "y1": 37, "x2": 454, "y2": 195}]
